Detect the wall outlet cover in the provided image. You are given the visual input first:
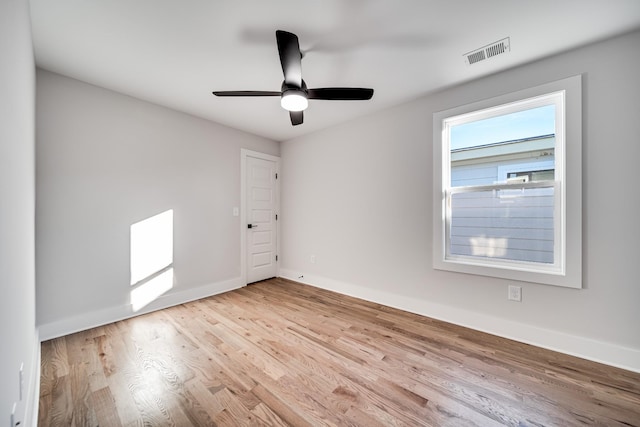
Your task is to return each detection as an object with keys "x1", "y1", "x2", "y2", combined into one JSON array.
[{"x1": 508, "y1": 285, "x2": 522, "y2": 302}]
